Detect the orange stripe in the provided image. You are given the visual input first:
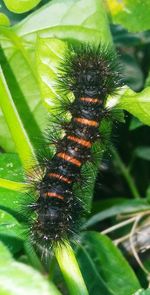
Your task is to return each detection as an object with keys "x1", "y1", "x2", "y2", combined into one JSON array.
[
  {"x1": 48, "y1": 173, "x2": 72, "y2": 184},
  {"x1": 67, "y1": 135, "x2": 92, "y2": 148},
  {"x1": 44, "y1": 192, "x2": 64, "y2": 200},
  {"x1": 74, "y1": 117, "x2": 98, "y2": 127},
  {"x1": 57, "y1": 152, "x2": 82, "y2": 167},
  {"x1": 80, "y1": 97, "x2": 99, "y2": 103}
]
